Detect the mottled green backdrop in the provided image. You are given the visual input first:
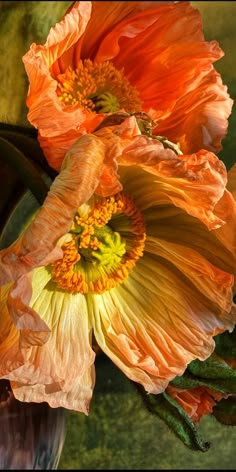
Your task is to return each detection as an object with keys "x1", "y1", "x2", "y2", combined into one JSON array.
[{"x1": 0, "y1": 1, "x2": 236, "y2": 469}]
